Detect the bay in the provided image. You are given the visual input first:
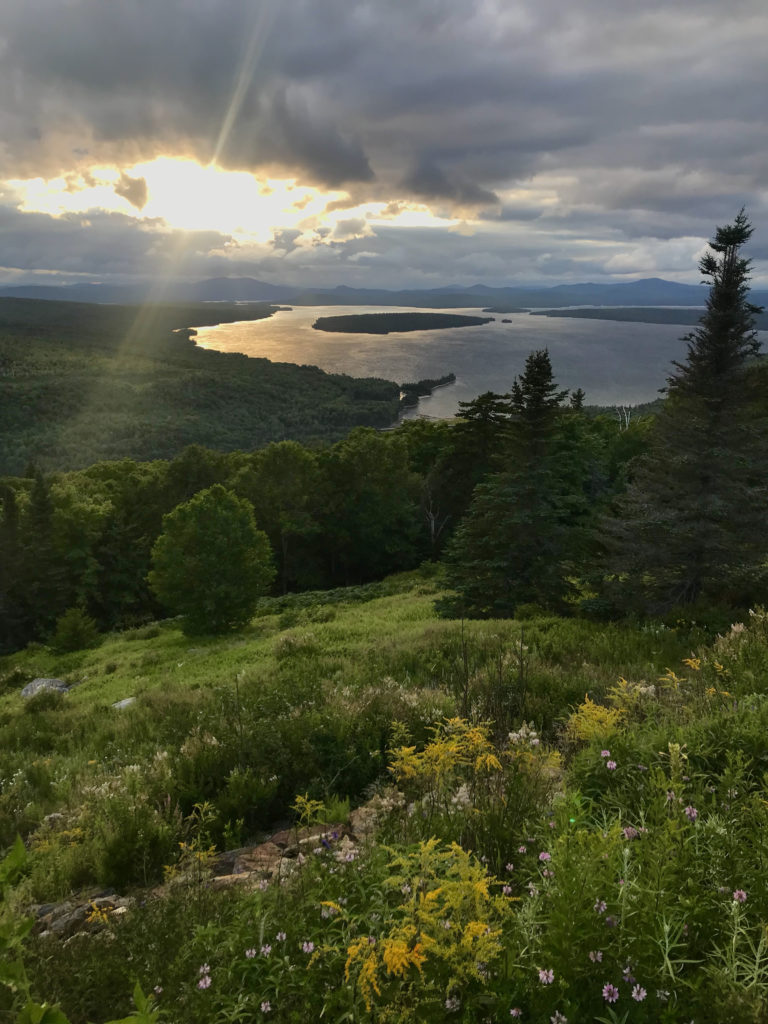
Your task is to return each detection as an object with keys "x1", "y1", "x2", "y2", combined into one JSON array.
[{"x1": 194, "y1": 304, "x2": 703, "y2": 416}]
